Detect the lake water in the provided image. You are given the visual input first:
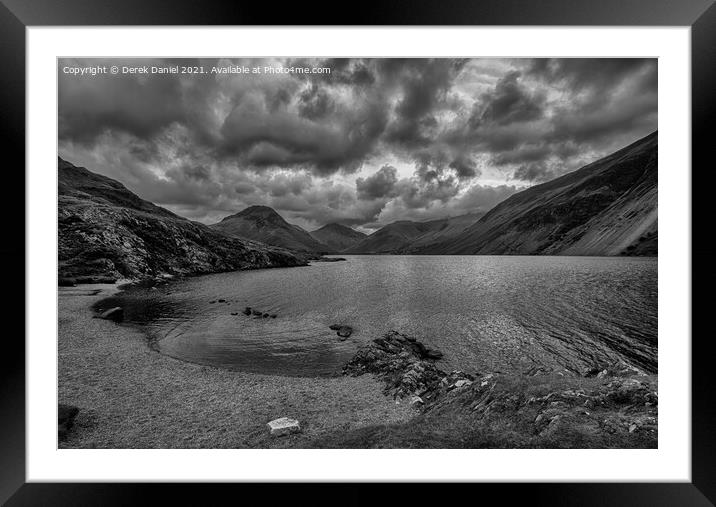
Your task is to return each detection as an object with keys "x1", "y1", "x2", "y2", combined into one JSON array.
[{"x1": 99, "y1": 255, "x2": 657, "y2": 377}]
